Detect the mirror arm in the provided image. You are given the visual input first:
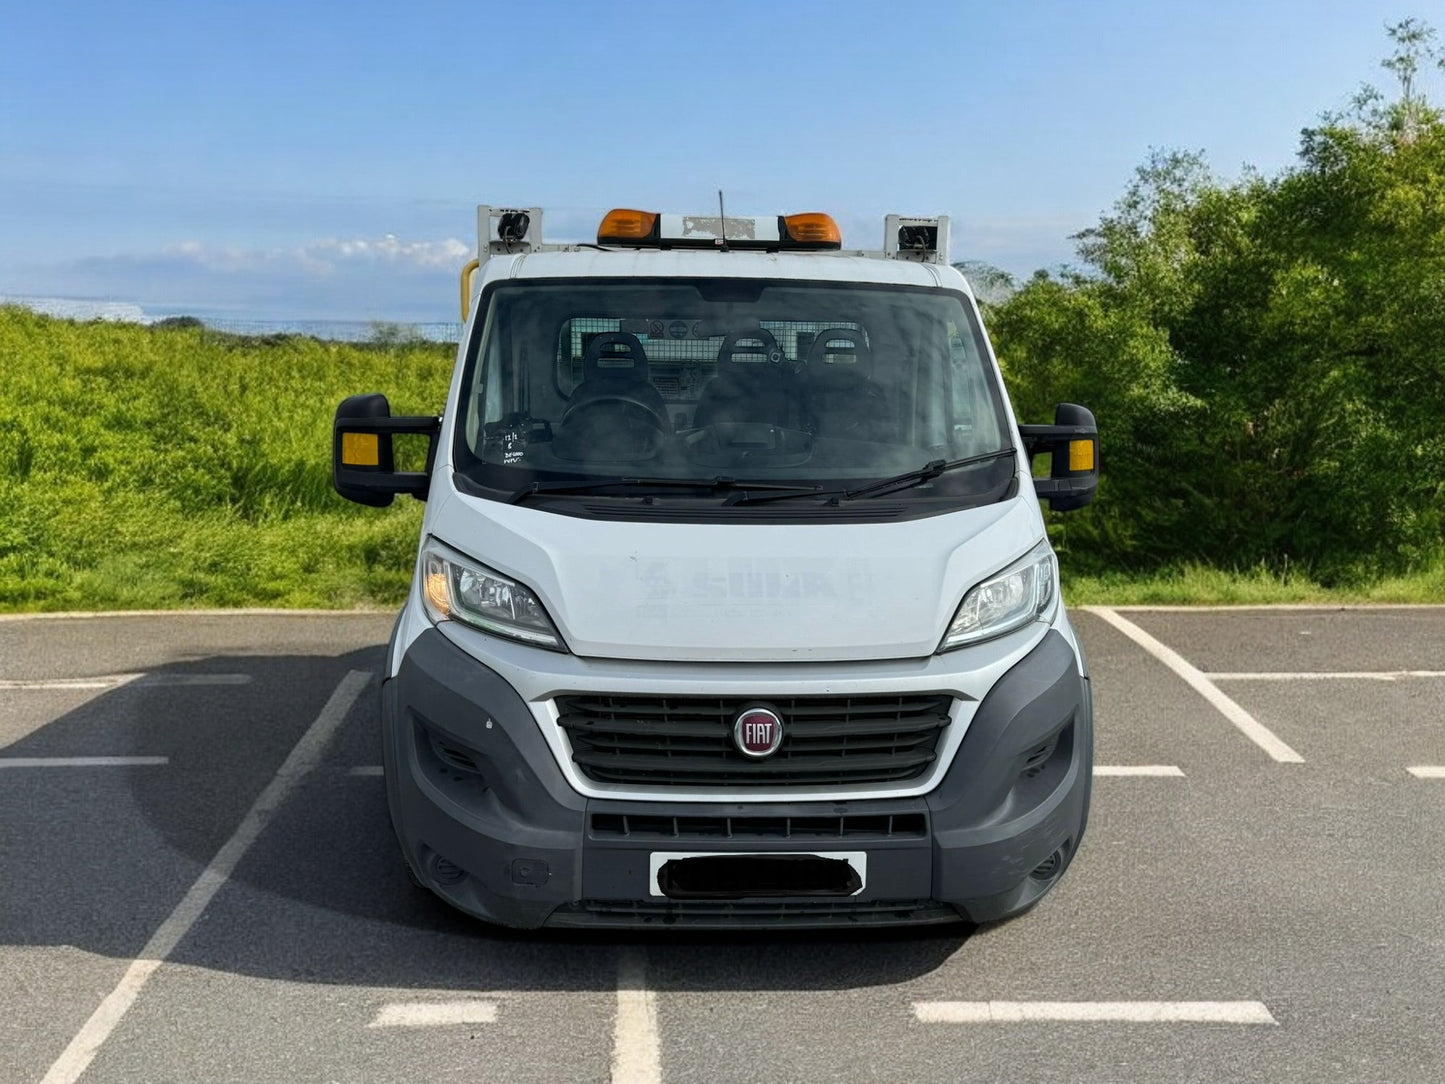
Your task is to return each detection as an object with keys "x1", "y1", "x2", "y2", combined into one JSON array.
[{"x1": 1017, "y1": 403, "x2": 1098, "y2": 512}]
